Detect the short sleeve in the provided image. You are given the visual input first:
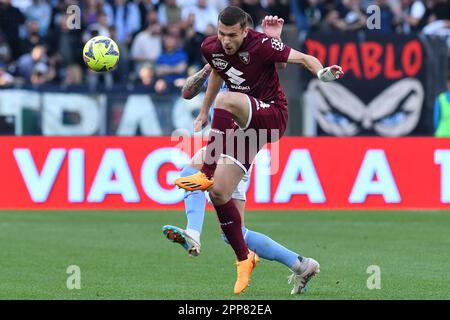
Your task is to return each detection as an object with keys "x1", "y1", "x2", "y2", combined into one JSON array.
[
  {"x1": 201, "y1": 40, "x2": 213, "y2": 65},
  {"x1": 260, "y1": 37, "x2": 291, "y2": 63}
]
